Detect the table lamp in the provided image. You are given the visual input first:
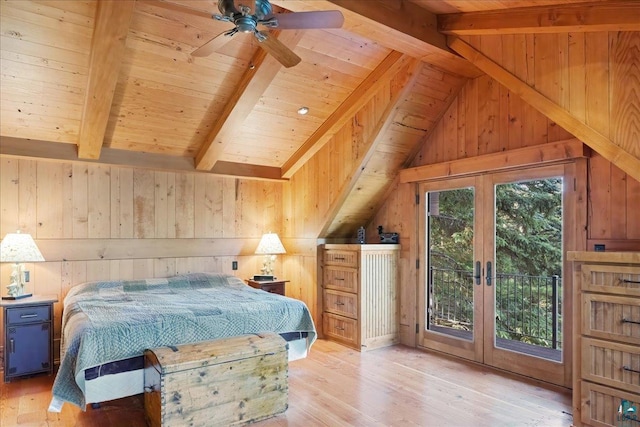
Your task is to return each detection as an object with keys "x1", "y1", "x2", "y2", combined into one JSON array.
[
  {"x1": 254, "y1": 232, "x2": 285, "y2": 280},
  {"x1": 1, "y1": 230, "x2": 45, "y2": 300}
]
